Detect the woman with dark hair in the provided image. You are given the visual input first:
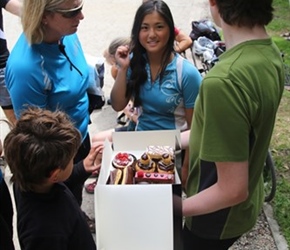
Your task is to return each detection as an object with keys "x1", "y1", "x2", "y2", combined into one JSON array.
[
  {"x1": 142, "y1": 0, "x2": 192, "y2": 54},
  {"x1": 111, "y1": 0, "x2": 201, "y2": 133},
  {"x1": 110, "y1": 1, "x2": 201, "y2": 188}
]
